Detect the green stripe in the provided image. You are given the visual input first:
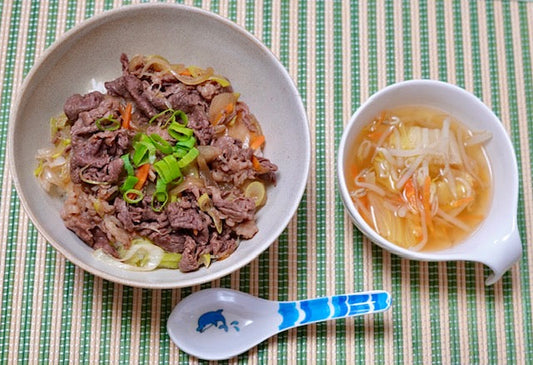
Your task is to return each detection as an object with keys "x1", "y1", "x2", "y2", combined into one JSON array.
[
  {"x1": 314, "y1": 2, "x2": 327, "y2": 362},
  {"x1": 418, "y1": 0, "x2": 430, "y2": 79},
  {"x1": 484, "y1": 3, "x2": 502, "y2": 363},
  {"x1": 119, "y1": 286, "x2": 133, "y2": 364},
  {"x1": 402, "y1": 0, "x2": 413, "y2": 79},
  {"x1": 452, "y1": 0, "x2": 466, "y2": 86},
  {"x1": 517, "y1": 3, "x2": 533, "y2": 364},
  {"x1": 466, "y1": 2, "x2": 483, "y2": 361},
  {"x1": 385, "y1": 0, "x2": 396, "y2": 84},
  {"x1": 16, "y1": 3, "x2": 42, "y2": 359},
  {"x1": 295, "y1": 0, "x2": 310, "y2": 357},
  {"x1": 59, "y1": 262, "x2": 75, "y2": 362},
  {"x1": 436, "y1": 0, "x2": 447, "y2": 81},
  {"x1": 501, "y1": 2, "x2": 527, "y2": 362},
  {"x1": 98, "y1": 280, "x2": 113, "y2": 364},
  {"x1": 333, "y1": 1, "x2": 347, "y2": 360}
]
